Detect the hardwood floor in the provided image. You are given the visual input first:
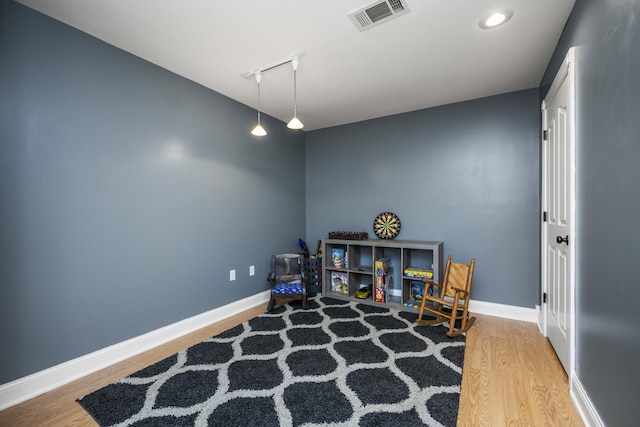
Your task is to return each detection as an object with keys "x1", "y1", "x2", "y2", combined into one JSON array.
[
  {"x1": 0, "y1": 307, "x2": 583, "y2": 426},
  {"x1": 458, "y1": 314, "x2": 583, "y2": 426}
]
